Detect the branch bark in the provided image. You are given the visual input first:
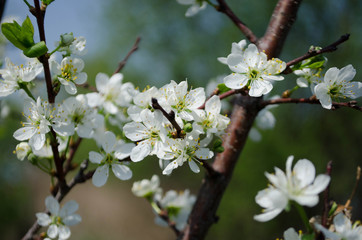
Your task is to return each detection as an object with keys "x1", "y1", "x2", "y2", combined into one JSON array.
[{"x1": 181, "y1": 1, "x2": 304, "y2": 239}]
